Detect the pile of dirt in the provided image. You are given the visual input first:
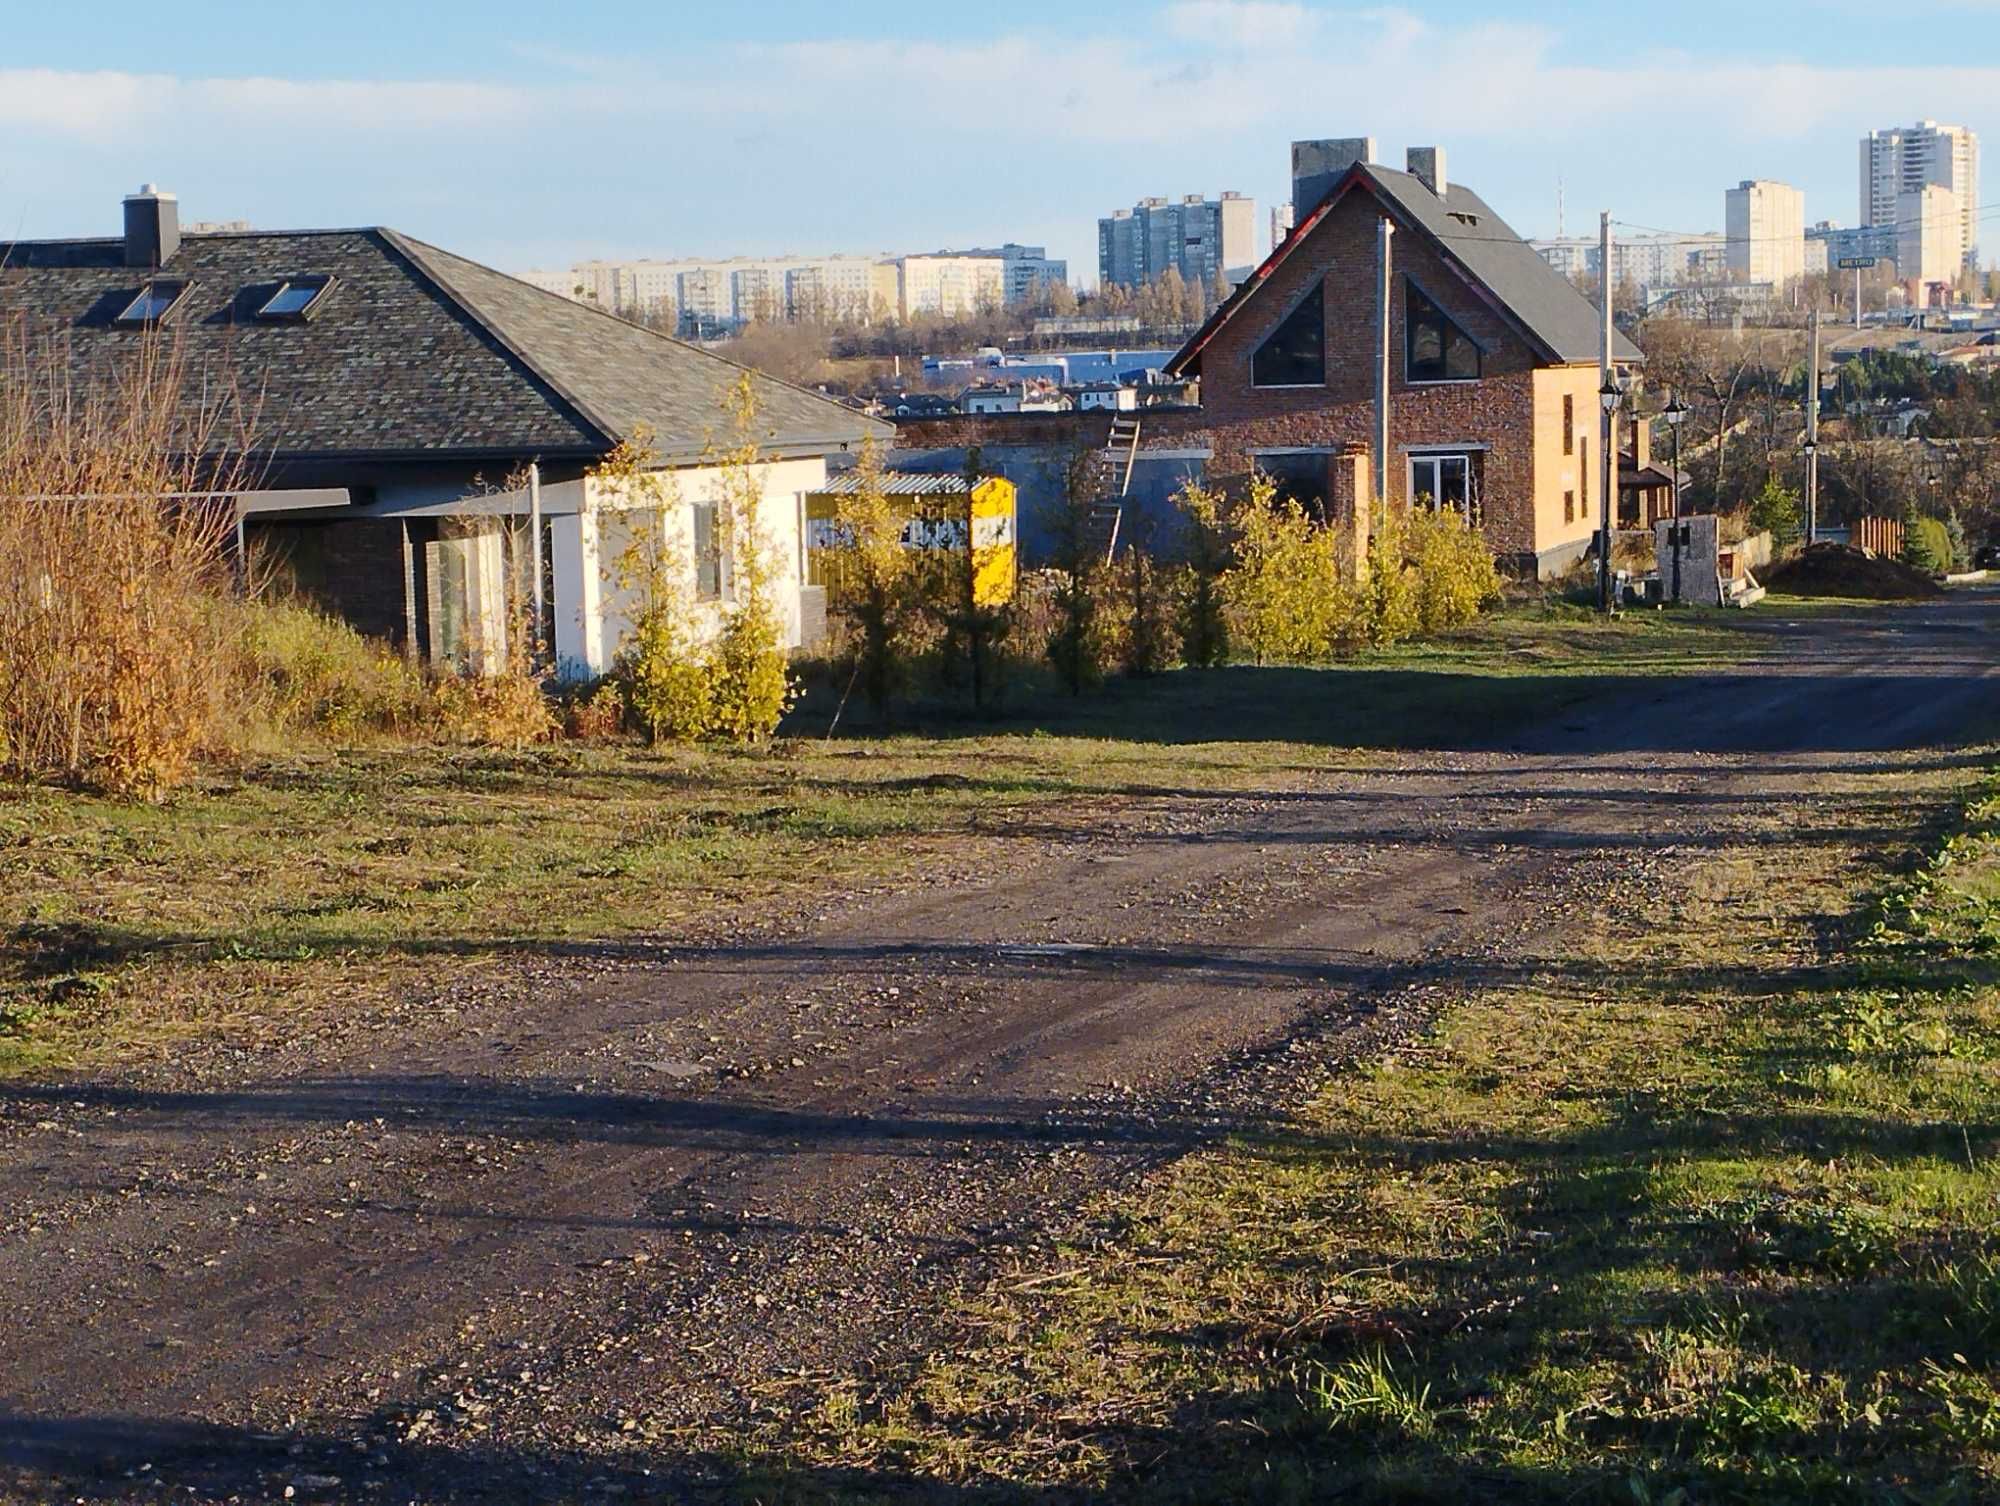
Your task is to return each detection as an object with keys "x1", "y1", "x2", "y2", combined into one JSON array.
[{"x1": 1761, "y1": 543, "x2": 1944, "y2": 601}]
